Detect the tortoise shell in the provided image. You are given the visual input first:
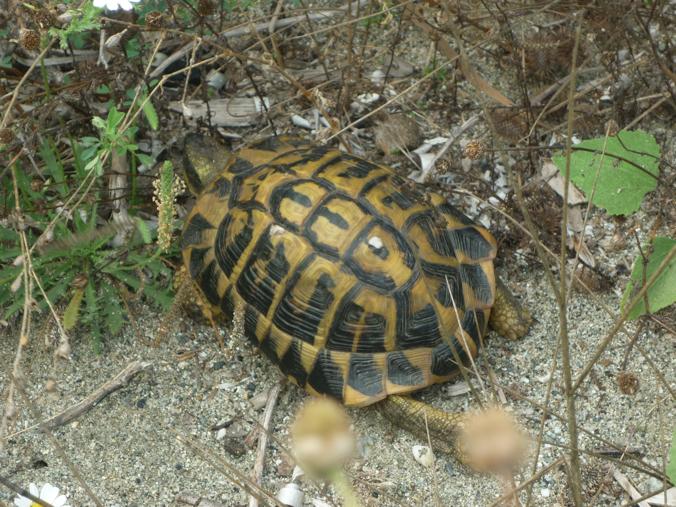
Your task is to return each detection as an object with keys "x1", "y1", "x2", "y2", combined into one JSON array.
[{"x1": 181, "y1": 136, "x2": 497, "y2": 407}]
